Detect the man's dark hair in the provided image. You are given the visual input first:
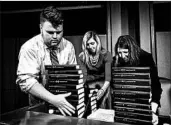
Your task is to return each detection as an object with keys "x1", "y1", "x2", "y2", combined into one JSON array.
[
  {"x1": 40, "y1": 6, "x2": 63, "y2": 27},
  {"x1": 115, "y1": 35, "x2": 142, "y2": 66}
]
